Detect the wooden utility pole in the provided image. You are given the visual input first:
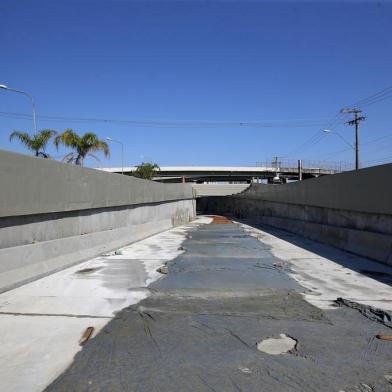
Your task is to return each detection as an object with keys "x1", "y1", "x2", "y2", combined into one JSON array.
[{"x1": 341, "y1": 108, "x2": 366, "y2": 170}]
